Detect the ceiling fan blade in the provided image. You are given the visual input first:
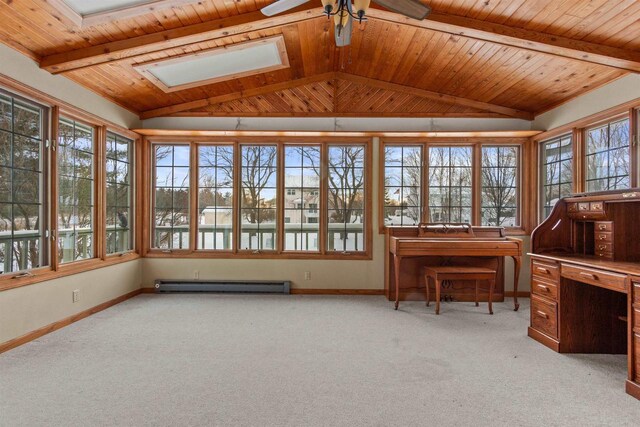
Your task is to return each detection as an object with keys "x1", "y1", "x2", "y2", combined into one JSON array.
[
  {"x1": 260, "y1": 0, "x2": 311, "y2": 16},
  {"x1": 335, "y1": 17, "x2": 353, "y2": 47},
  {"x1": 372, "y1": 0, "x2": 432, "y2": 20}
]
